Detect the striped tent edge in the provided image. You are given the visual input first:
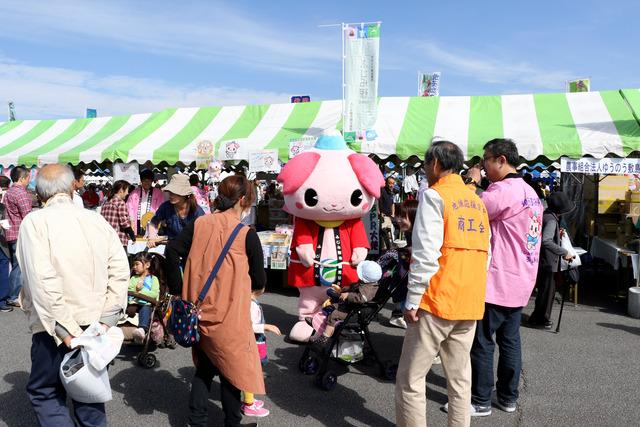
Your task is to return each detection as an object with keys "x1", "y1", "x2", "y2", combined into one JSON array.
[{"x1": 1, "y1": 89, "x2": 639, "y2": 168}]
